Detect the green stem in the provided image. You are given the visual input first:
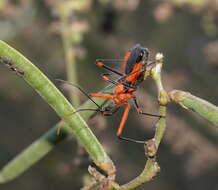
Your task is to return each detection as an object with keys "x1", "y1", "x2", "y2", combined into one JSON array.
[
  {"x1": 0, "y1": 124, "x2": 67, "y2": 183},
  {"x1": 117, "y1": 159, "x2": 160, "y2": 190},
  {"x1": 154, "y1": 105, "x2": 167, "y2": 148},
  {"x1": 60, "y1": 13, "x2": 80, "y2": 107},
  {"x1": 0, "y1": 92, "x2": 111, "y2": 183},
  {"x1": 0, "y1": 40, "x2": 115, "y2": 177},
  {"x1": 169, "y1": 90, "x2": 218, "y2": 126}
]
